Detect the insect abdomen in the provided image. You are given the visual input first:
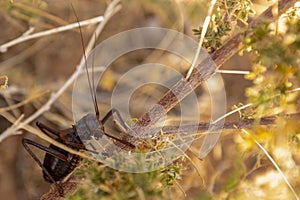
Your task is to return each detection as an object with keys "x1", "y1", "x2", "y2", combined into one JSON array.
[{"x1": 43, "y1": 144, "x2": 81, "y2": 183}]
